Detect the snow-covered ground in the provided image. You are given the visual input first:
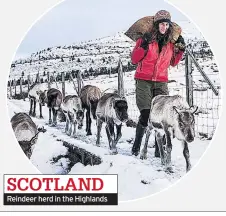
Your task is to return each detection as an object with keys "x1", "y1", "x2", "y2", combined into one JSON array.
[
  {"x1": 7, "y1": 89, "x2": 210, "y2": 202},
  {"x1": 6, "y1": 19, "x2": 221, "y2": 202}
]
